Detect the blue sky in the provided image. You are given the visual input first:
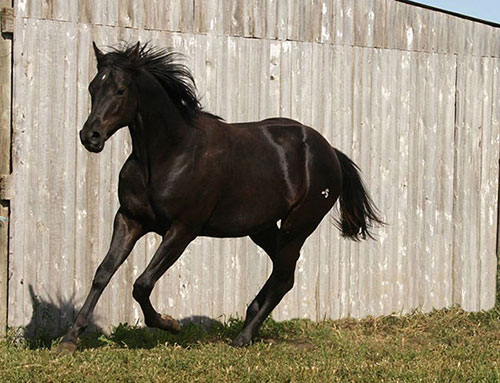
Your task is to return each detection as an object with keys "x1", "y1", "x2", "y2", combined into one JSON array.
[{"x1": 415, "y1": 0, "x2": 500, "y2": 24}]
